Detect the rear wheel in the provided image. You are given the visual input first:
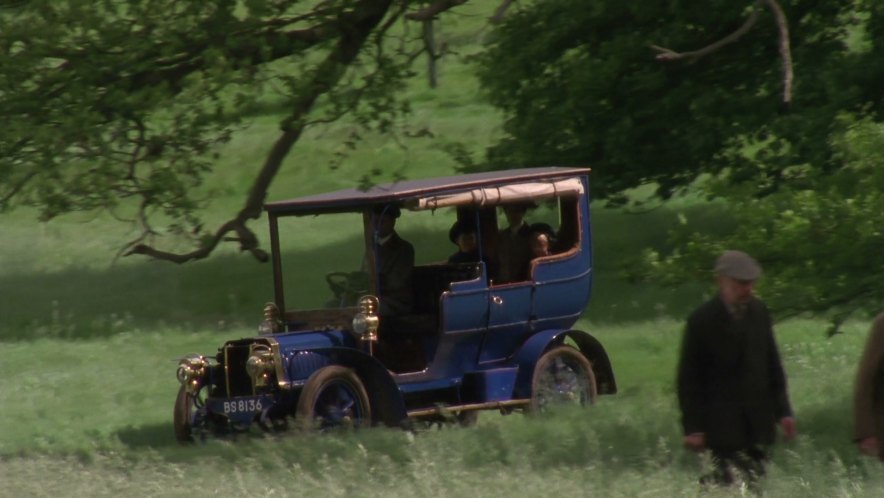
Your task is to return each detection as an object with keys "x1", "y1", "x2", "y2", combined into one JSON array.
[
  {"x1": 296, "y1": 366, "x2": 371, "y2": 430},
  {"x1": 530, "y1": 346, "x2": 596, "y2": 413}
]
